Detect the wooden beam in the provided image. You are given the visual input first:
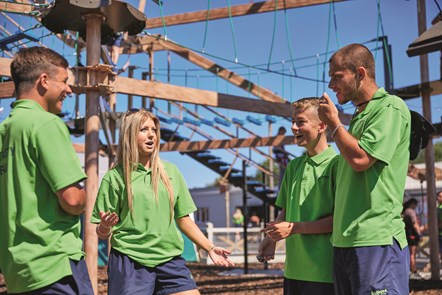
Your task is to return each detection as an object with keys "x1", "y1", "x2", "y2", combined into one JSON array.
[
  {"x1": 394, "y1": 80, "x2": 442, "y2": 100},
  {"x1": 0, "y1": 57, "x2": 11, "y2": 76},
  {"x1": 144, "y1": 35, "x2": 285, "y2": 103},
  {"x1": 0, "y1": 81, "x2": 14, "y2": 98},
  {"x1": 146, "y1": 0, "x2": 346, "y2": 29},
  {"x1": 0, "y1": 1, "x2": 33, "y2": 14},
  {"x1": 114, "y1": 76, "x2": 292, "y2": 117},
  {"x1": 159, "y1": 135, "x2": 296, "y2": 152},
  {"x1": 0, "y1": 57, "x2": 352, "y2": 122},
  {"x1": 72, "y1": 135, "x2": 296, "y2": 153}
]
